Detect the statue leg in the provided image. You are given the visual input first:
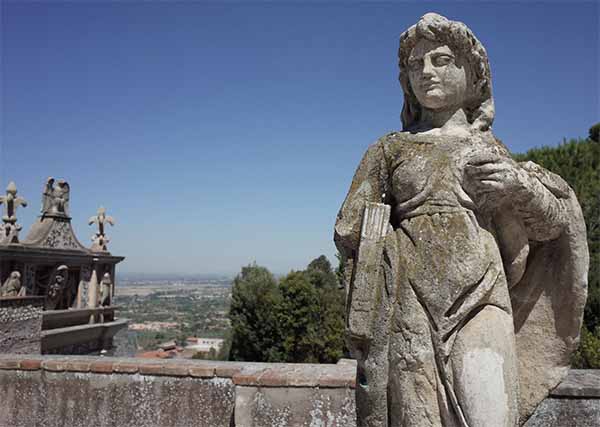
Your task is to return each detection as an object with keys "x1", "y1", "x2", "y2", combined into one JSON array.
[
  {"x1": 450, "y1": 305, "x2": 519, "y2": 427},
  {"x1": 387, "y1": 281, "x2": 449, "y2": 427}
]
